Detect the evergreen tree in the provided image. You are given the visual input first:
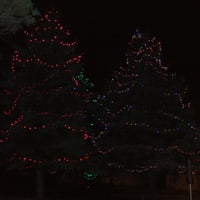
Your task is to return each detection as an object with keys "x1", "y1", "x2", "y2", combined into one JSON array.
[
  {"x1": 0, "y1": 9, "x2": 94, "y2": 198},
  {"x1": 0, "y1": 68, "x2": 17, "y2": 164},
  {"x1": 91, "y1": 30, "x2": 199, "y2": 174}
]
